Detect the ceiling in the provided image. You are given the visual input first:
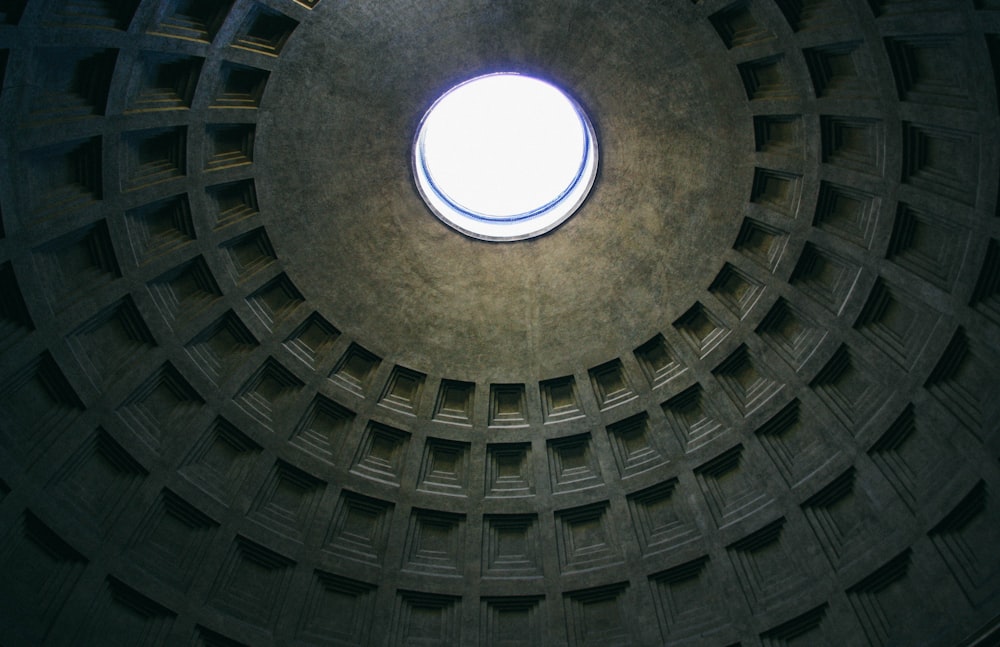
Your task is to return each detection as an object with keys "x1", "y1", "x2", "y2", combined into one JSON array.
[{"x1": 0, "y1": 0, "x2": 999, "y2": 645}]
